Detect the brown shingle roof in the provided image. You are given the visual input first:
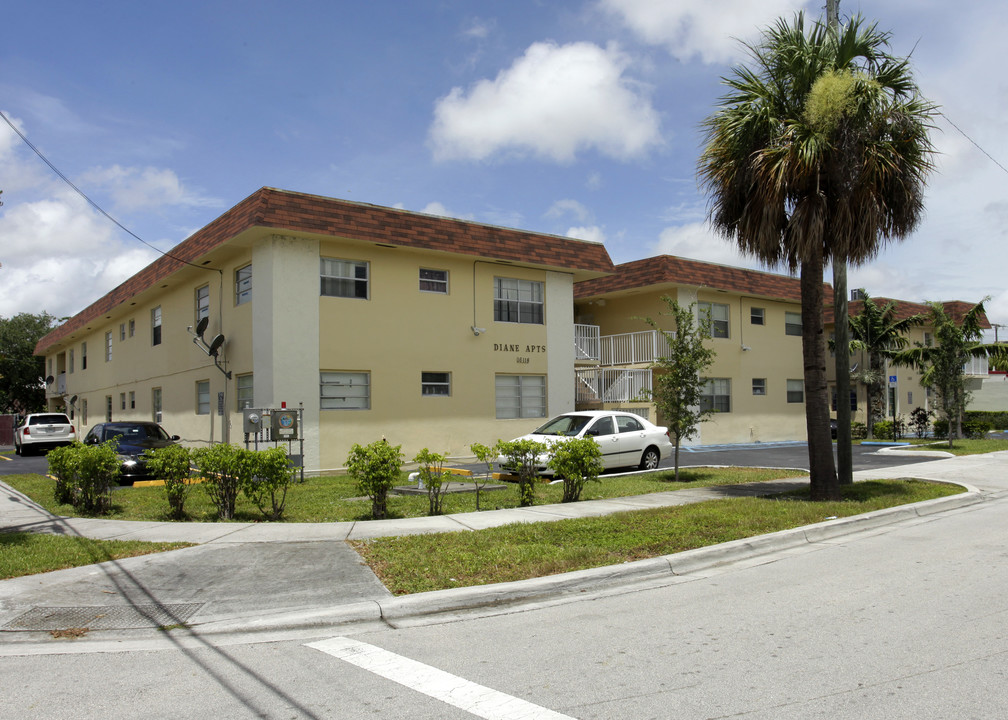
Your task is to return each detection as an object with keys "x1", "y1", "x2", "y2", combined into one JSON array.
[
  {"x1": 574, "y1": 255, "x2": 812, "y2": 302},
  {"x1": 37, "y1": 188, "x2": 615, "y2": 354},
  {"x1": 824, "y1": 297, "x2": 992, "y2": 328}
]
